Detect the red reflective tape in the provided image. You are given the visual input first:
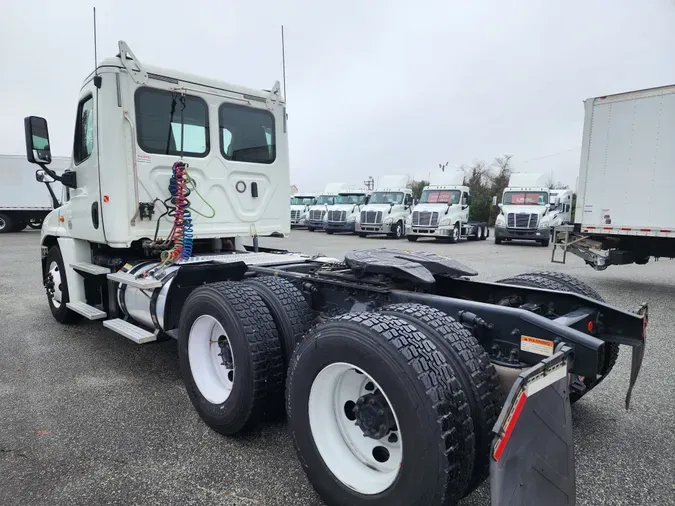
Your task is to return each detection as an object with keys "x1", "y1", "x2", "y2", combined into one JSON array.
[
  {"x1": 621, "y1": 227, "x2": 631, "y2": 231},
  {"x1": 586, "y1": 226, "x2": 596, "y2": 229},
  {"x1": 660, "y1": 229, "x2": 672, "y2": 233},
  {"x1": 493, "y1": 391, "x2": 528, "y2": 461},
  {"x1": 603, "y1": 227, "x2": 613, "y2": 230},
  {"x1": 640, "y1": 228, "x2": 651, "y2": 232}
]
